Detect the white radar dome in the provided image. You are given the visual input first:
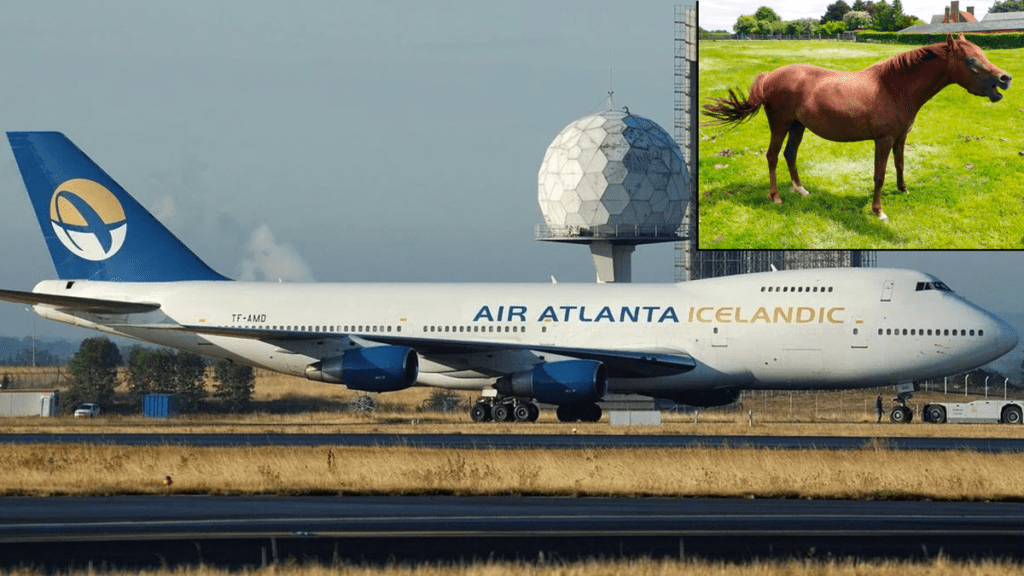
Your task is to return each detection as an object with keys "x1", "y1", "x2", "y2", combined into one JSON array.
[{"x1": 538, "y1": 110, "x2": 687, "y2": 233}]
